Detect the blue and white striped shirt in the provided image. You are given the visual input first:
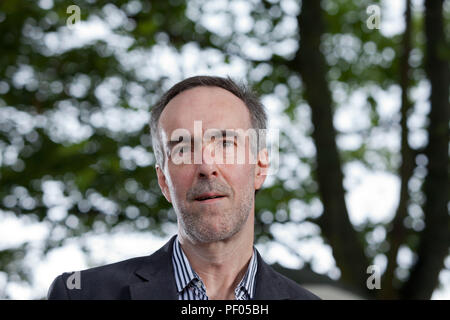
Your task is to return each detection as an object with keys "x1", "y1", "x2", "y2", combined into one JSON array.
[{"x1": 171, "y1": 236, "x2": 258, "y2": 300}]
